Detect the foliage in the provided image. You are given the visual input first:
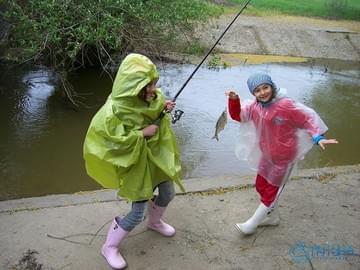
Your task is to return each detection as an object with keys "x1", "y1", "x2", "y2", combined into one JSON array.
[
  {"x1": 2, "y1": 0, "x2": 220, "y2": 104},
  {"x1": 325, "y1": 0, "x2": 349, "y2": 19},
  {"x1": 2, "y1": 0, "x2": 219, "y2": 70},
  {"x1": 182, "y1": 42, "x2": 208, "y2": 55},
  {"x1": 207, "y1": 54, "x2": 221, "y2": 69},
  {"x1": 207, "y1": 54, "x2": 229, "y2": 70},
  {"x1": 10, "y1": 249, "x2": 42, "y2": 270},
  {"x1": 228, "y1": 0, "x2": 360, "y2": 20}
]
